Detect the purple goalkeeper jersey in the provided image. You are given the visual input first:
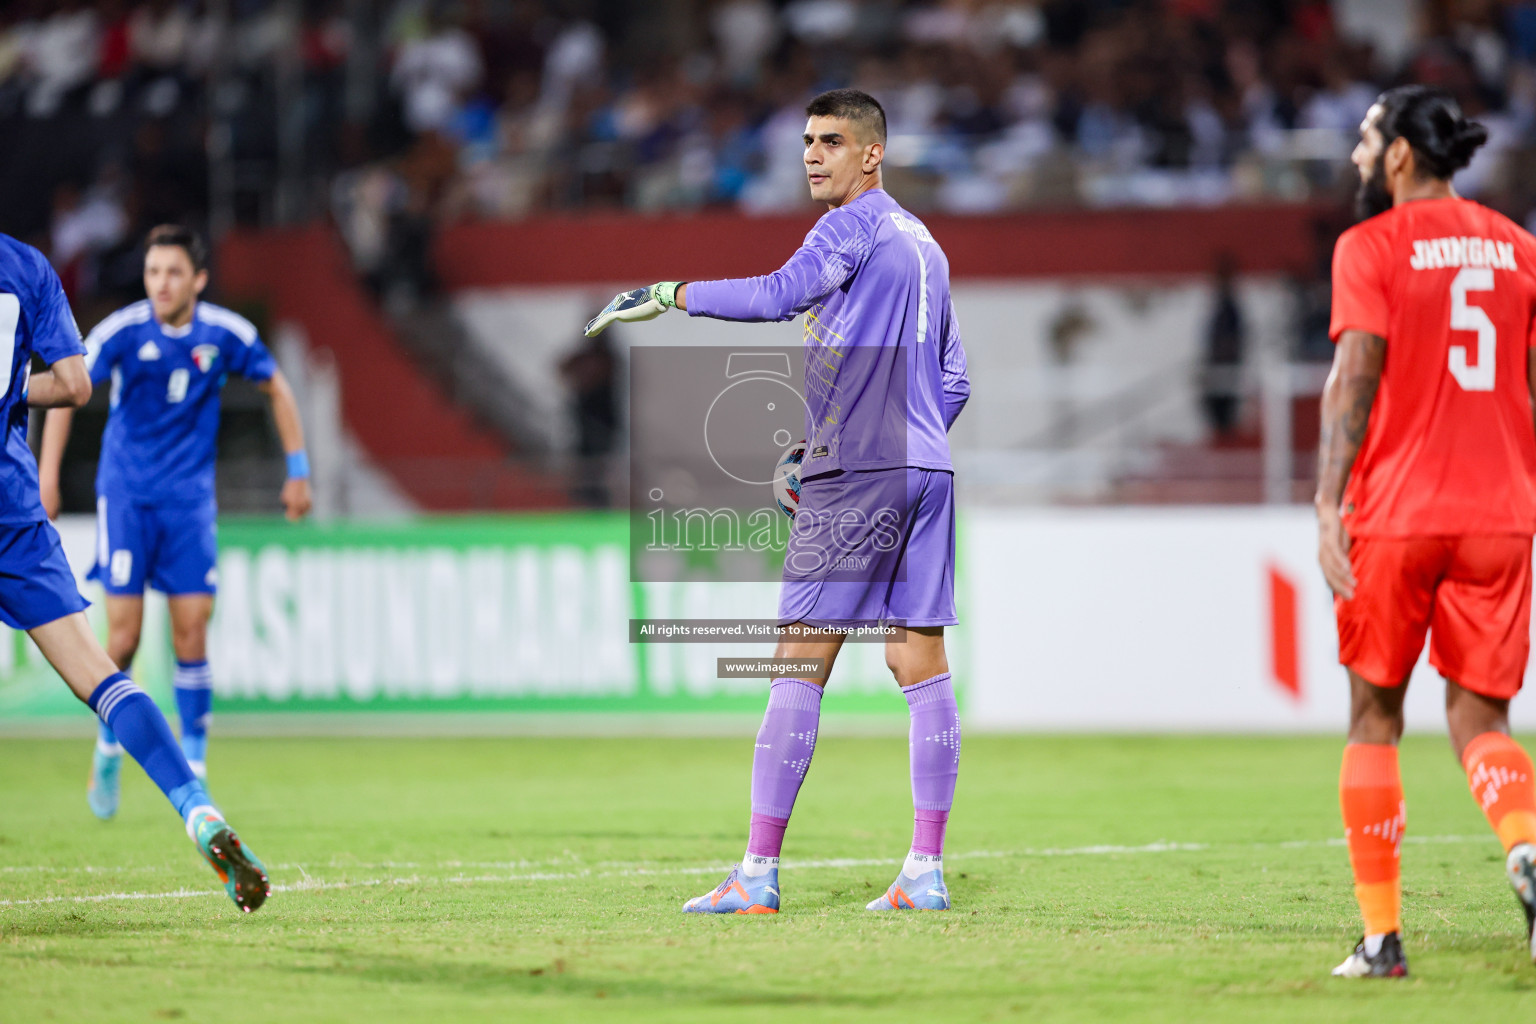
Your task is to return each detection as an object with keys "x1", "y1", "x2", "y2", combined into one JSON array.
[{"x1": 686, "y1": 189, "x2": 969, "y2": 480}]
